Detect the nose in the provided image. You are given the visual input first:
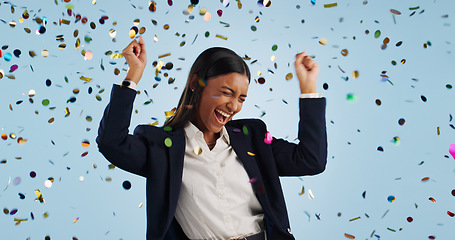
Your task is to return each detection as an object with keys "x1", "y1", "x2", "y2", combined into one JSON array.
[{"x1": 226, "y1": 98, "x2": 241, "y2": 113}]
